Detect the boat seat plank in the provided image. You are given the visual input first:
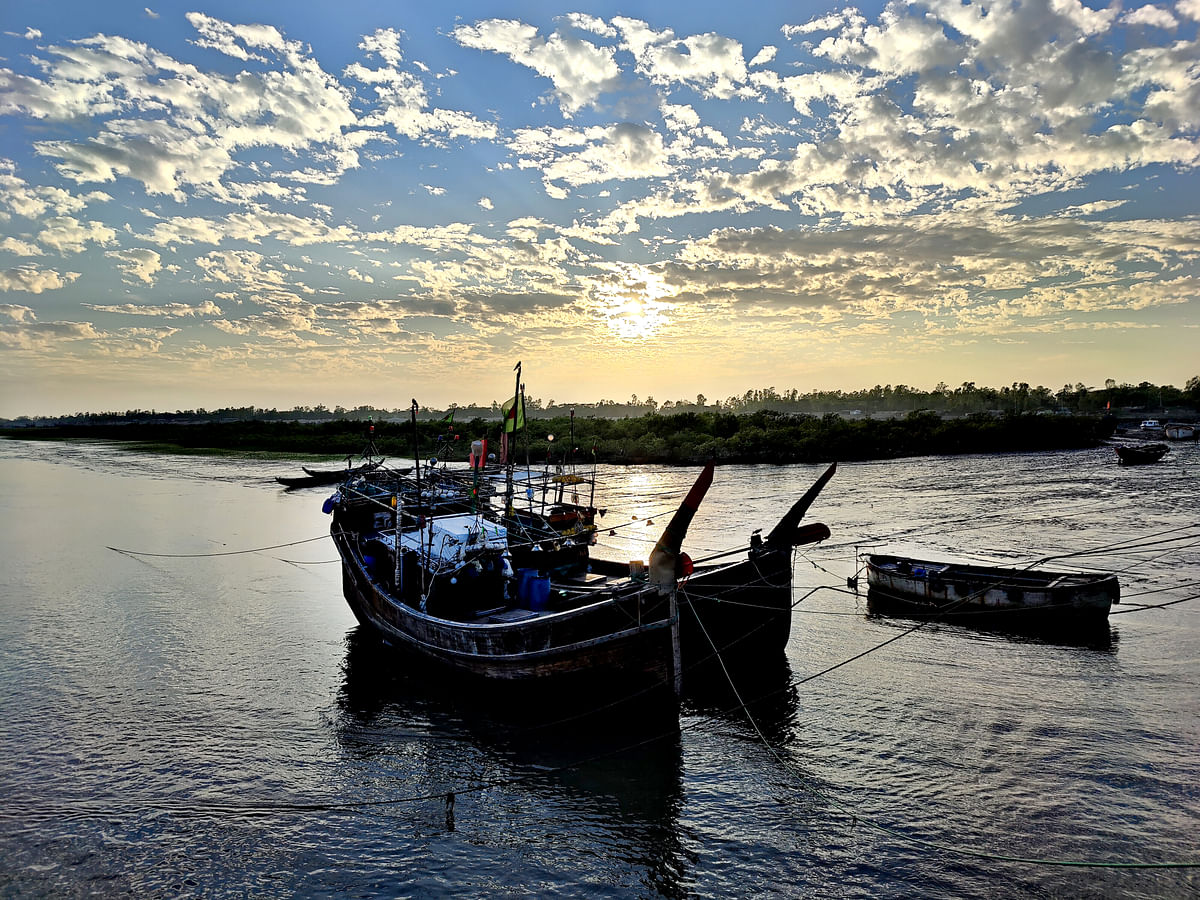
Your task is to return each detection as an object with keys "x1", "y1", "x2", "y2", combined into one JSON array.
[
  {"x1": 564, "y1": 572, "x2": 608, "y2": 586},
  {"x1": 487, "y1": 608, "x2": 542, "y2": 623}
]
